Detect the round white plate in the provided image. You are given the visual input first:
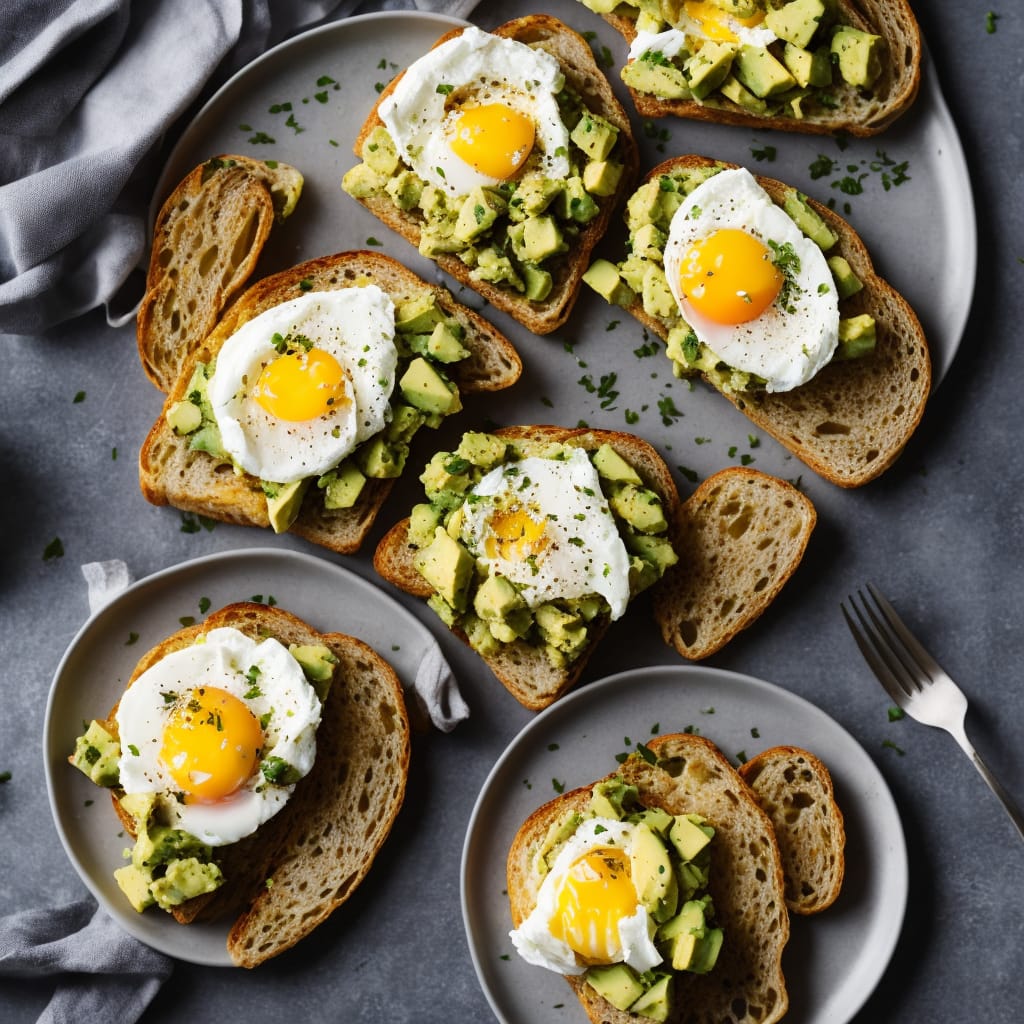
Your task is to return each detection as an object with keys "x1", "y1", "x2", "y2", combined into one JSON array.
[
  {"x1": 462, "y1": 666, "x2": 908, "y2": 1024},
  {"x1": 43, "y1": 547, "x2": 439, "y2": 967}
]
